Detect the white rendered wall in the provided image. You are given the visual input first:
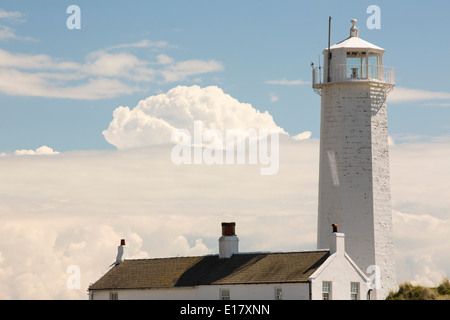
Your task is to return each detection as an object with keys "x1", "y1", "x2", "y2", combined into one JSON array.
[
  {"x1": 91, "y1": 287, "x2": 197, "y2": 300},
  {"x1": 90, "y1": 283, "x2": 310, "y2": 300},
  {"x1": 309, "y1": 248, "x2": 371, "y2": 300},
  {"x1": 316, "y1": 81, "x2": 396, "y2": 299},
  {"x1": 370, "y1": 85, "x2": 396, "y2": 299},
  {"x1": 196, "y1": 283, "x2": 310, "y2": 300}
]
